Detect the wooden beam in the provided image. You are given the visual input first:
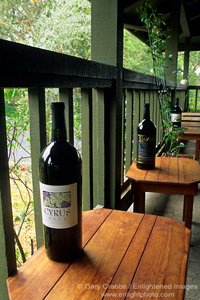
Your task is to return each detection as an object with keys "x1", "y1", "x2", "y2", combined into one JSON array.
[
  {"x1": 180, "y1": 3, "x2": 190, "y2": 38},
  {"x1": 124, "y1": 23, "x2": 148, "y2": 32}
]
